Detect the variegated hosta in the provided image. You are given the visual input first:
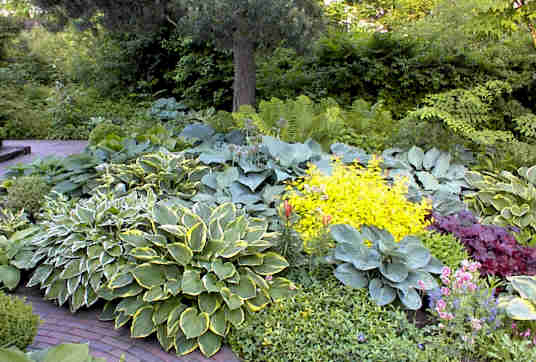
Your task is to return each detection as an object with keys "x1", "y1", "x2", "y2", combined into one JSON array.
[
  {"x1": 94, "y1": 150, "x2": 207, "y2": 198},
  {"x1": 465, "y1": 165, "x2": 536, "y2": 245},
  {"x1": 27, "y1": 191, "x2": 155, "y2": 312},
  {"x1": 498, "y1": 275, "x2": 536, "y2": 320},
  {"x1": 98, "y1": 202, "x2": 295, "y2": 357}
]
